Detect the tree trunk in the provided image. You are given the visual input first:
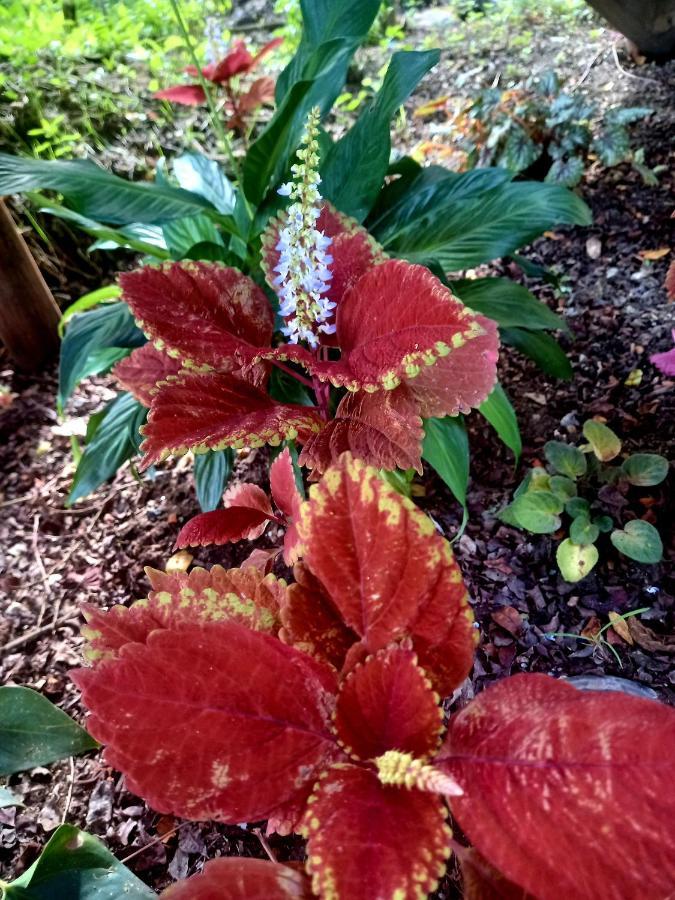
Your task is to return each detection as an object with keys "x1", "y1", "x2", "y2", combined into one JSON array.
[
  {"x1": 0, "y1": 200, "x2": 61, "y2": 371},
  {"x1": 585, "y1": 0, "x2": 675, "y2": 59}
]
